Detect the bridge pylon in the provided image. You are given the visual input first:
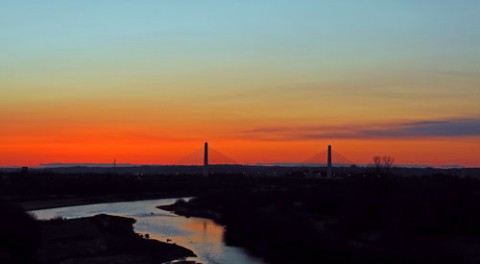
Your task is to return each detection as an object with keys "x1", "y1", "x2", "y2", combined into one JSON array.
[{"x1": 203, "y1": 142, "x2": 209, "y2": 177}]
